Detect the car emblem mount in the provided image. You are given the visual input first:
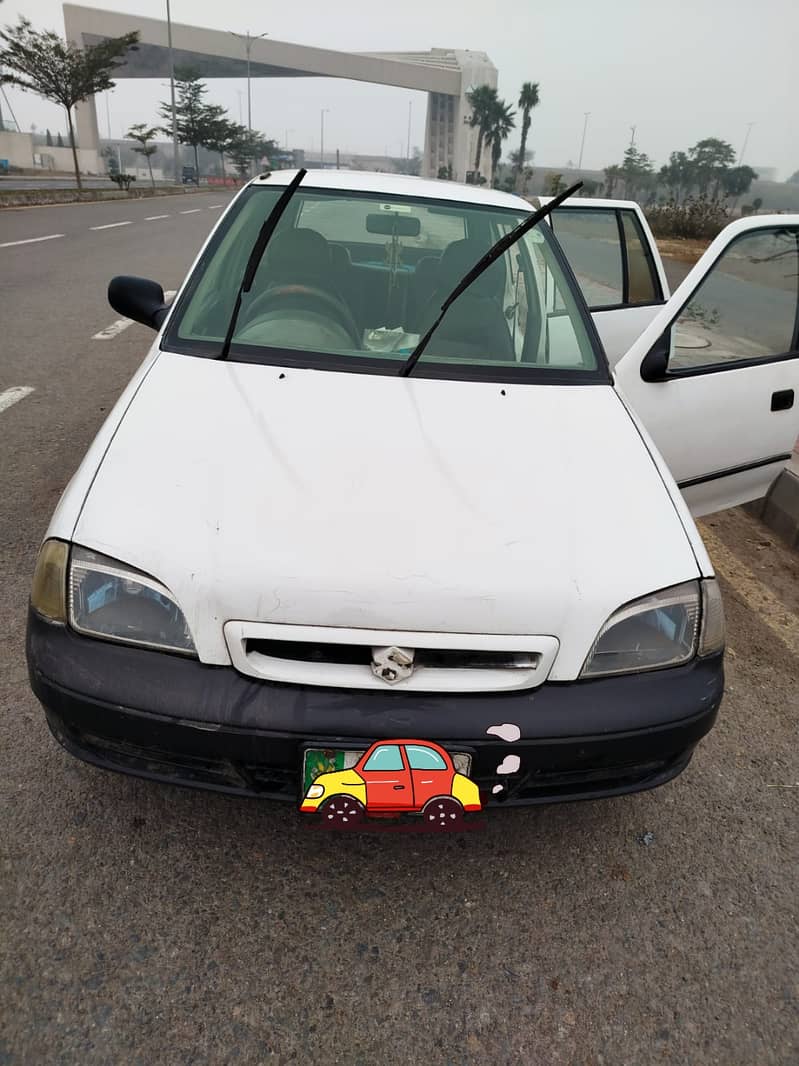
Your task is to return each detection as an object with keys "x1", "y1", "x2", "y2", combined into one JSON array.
[{"x1": 371, "y1": 646, "x2": 415, "y2": 684}]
